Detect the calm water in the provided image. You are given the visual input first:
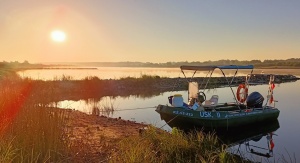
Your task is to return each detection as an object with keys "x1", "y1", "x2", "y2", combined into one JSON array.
[
  {"x1": 18, "y1": 67, "x2": 185, "y2": 80},
  {"x1": 19, "y1": 68, "x2": 300, "y2": 162},
  {"x1": 18, "y1": 67, "x2": 300, "y2": 80}
]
